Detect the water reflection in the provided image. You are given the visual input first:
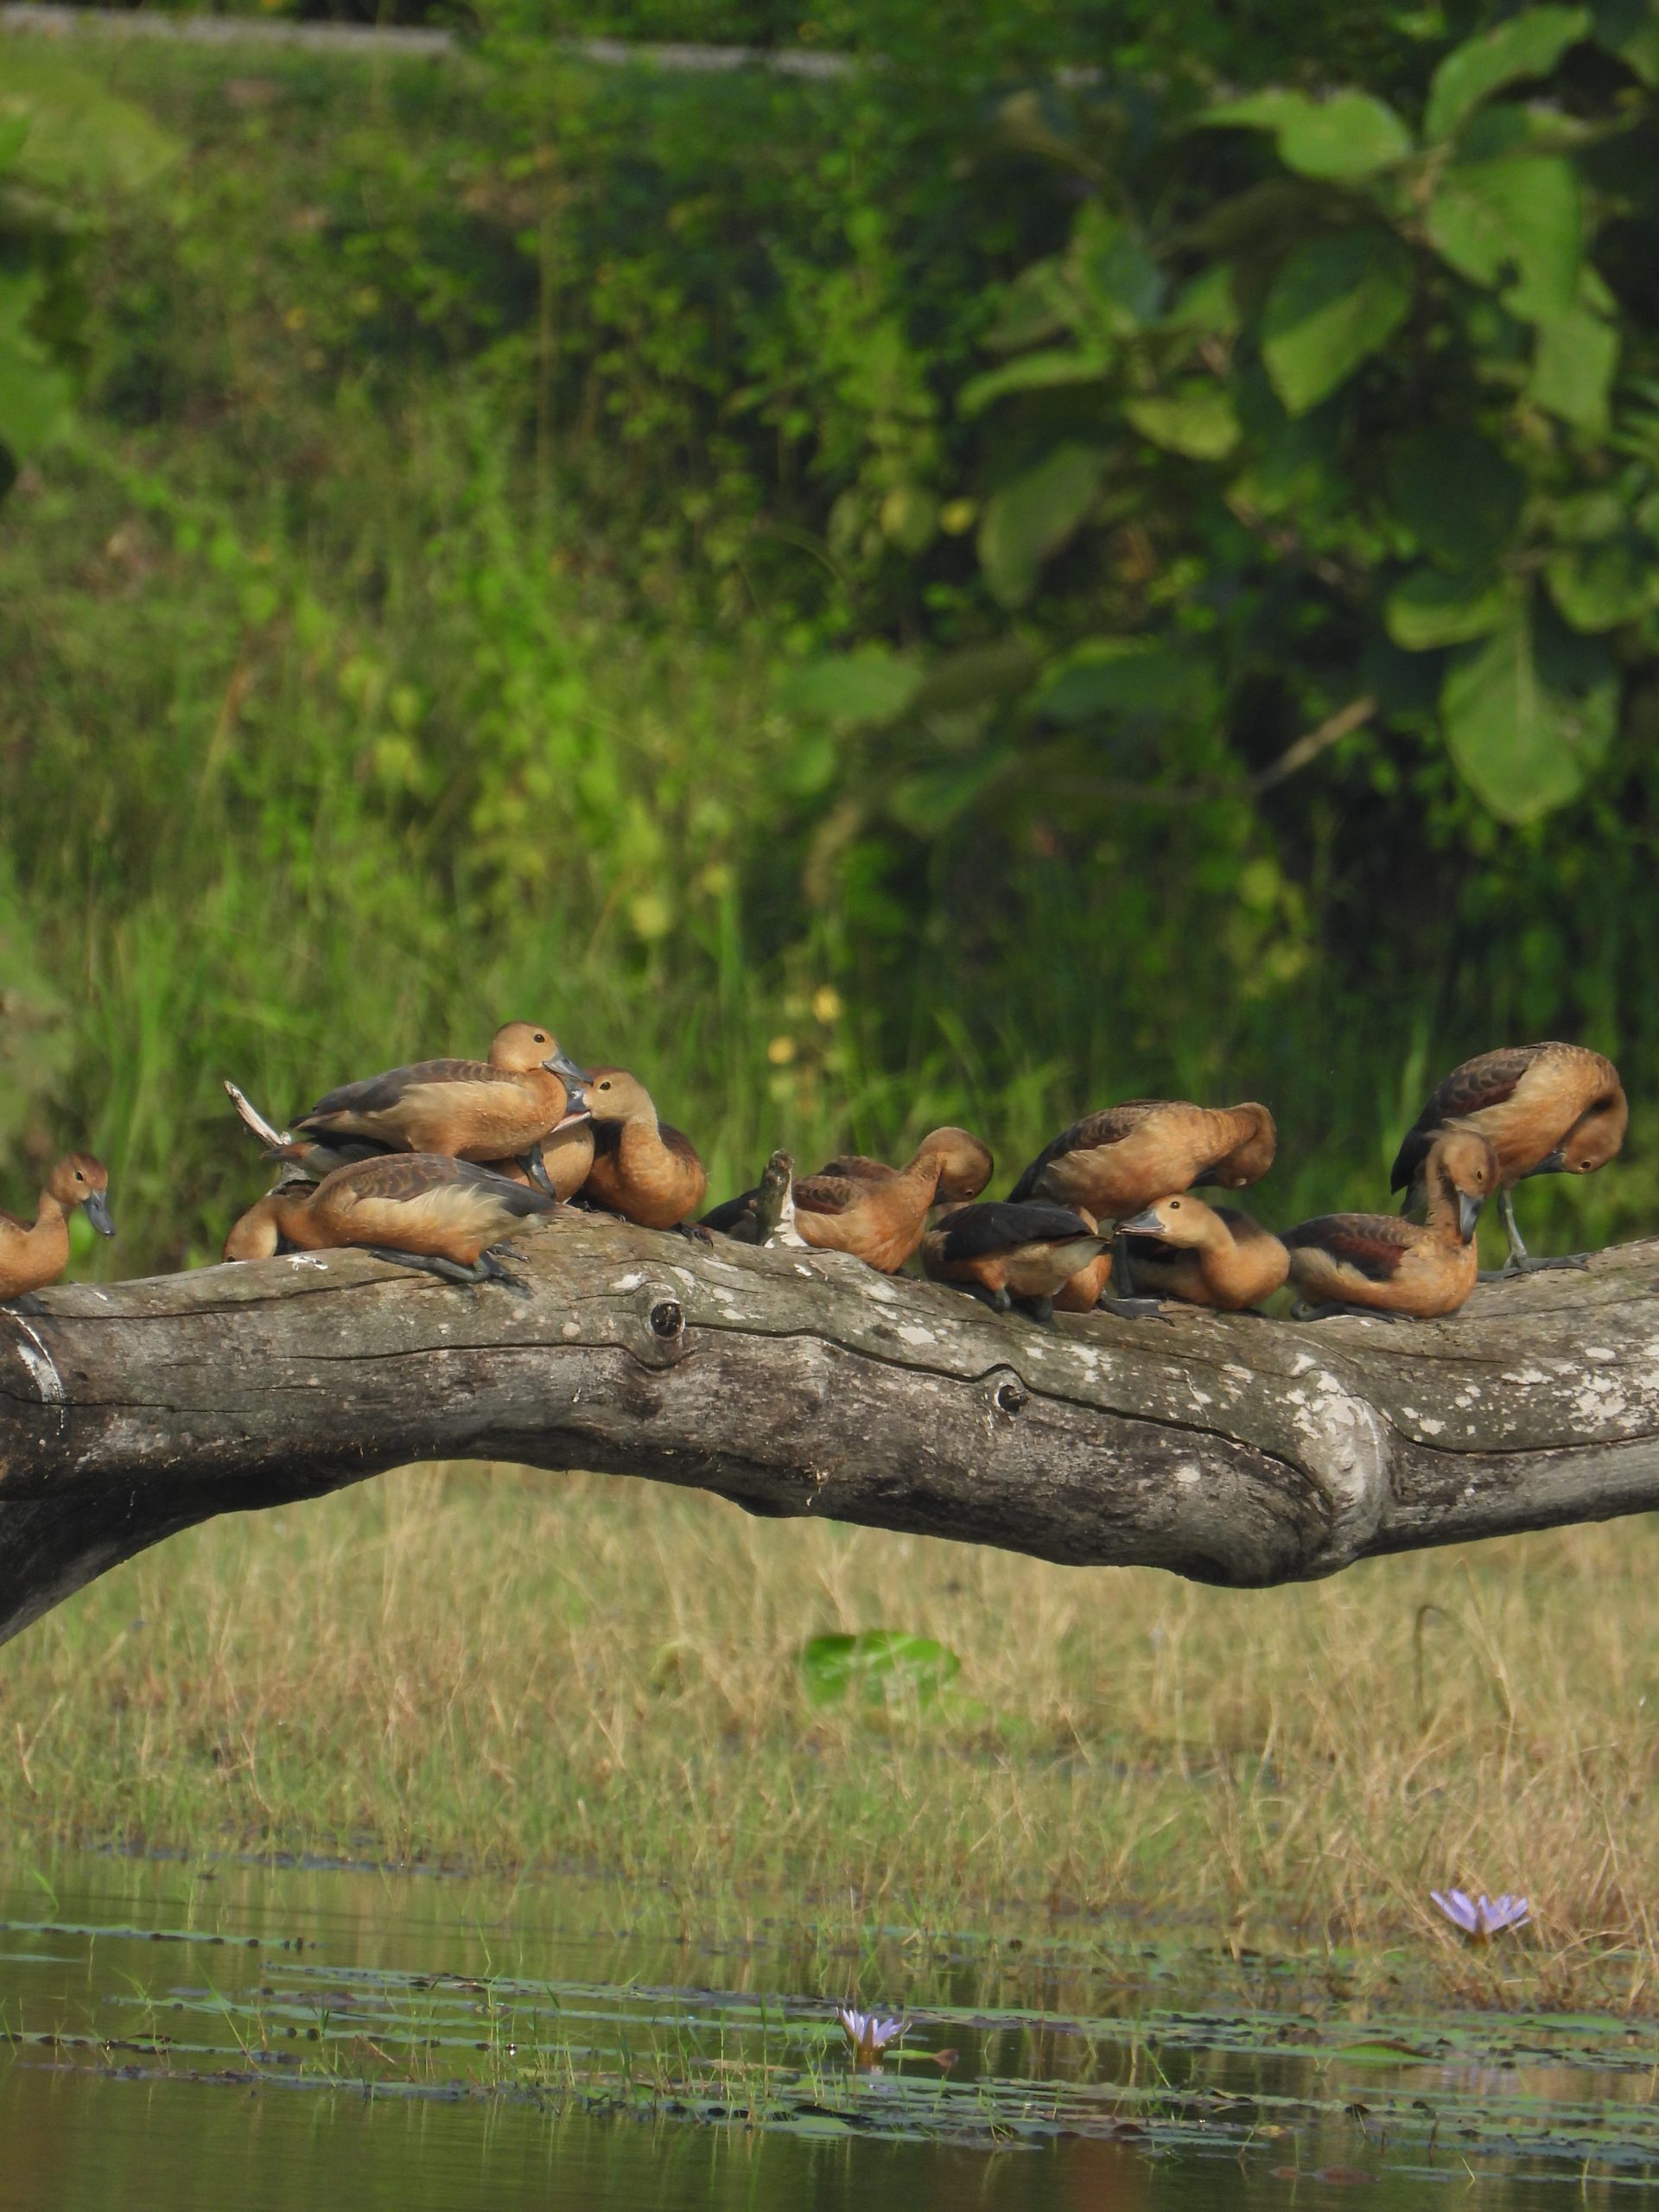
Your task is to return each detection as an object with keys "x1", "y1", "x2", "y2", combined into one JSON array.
[{"x1": 0, "y1": 1852, "x2": 1649, "y2": 2209}]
